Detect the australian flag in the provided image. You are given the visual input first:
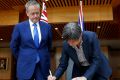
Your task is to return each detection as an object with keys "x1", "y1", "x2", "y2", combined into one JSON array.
[
  {"x1": 78, "y1": 0, "x2": 84, "y2": 31},
  {"x1": 40, "y1": 0, "x2": 48, "y2": 23}
]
